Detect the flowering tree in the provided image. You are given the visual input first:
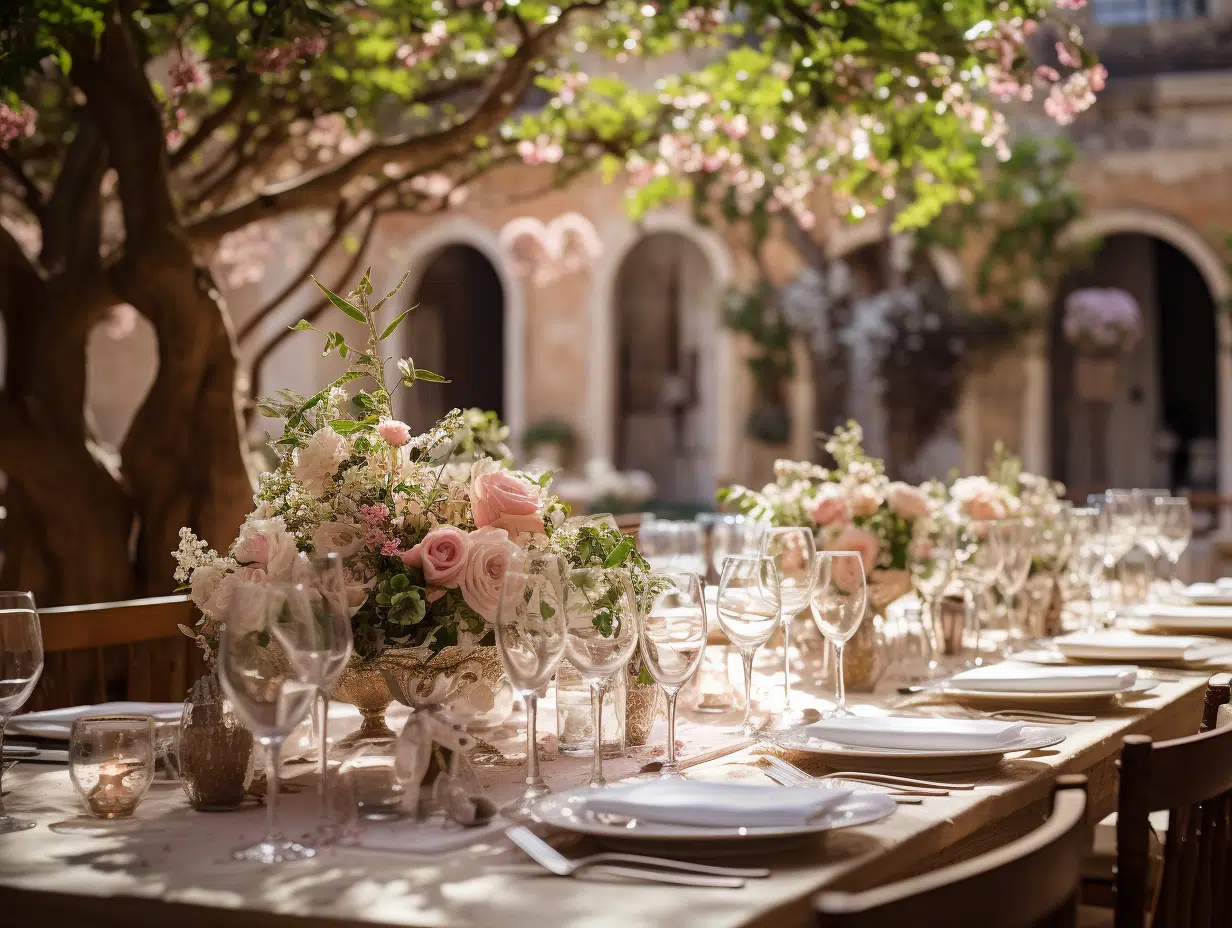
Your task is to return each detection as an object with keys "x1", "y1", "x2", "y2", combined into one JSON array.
[{"x1": 0, "y1": 0, "x2": 1099, "y2": 604}]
